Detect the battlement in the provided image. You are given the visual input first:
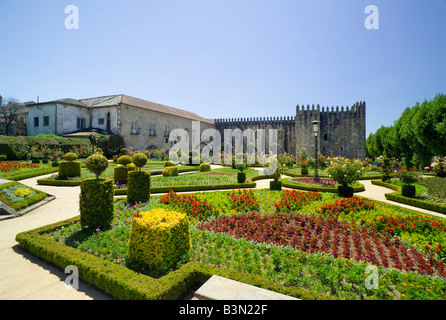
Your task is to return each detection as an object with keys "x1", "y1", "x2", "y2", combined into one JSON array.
[
  {"x1": 296, "y1": 101, "x2": 365, "y2": 114},
  {"x1": 214, "y1": 116, "x2": 295, "y2": 124}
]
